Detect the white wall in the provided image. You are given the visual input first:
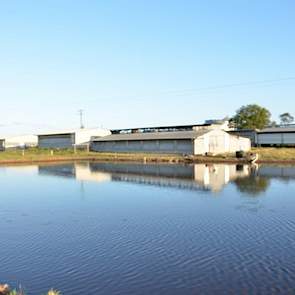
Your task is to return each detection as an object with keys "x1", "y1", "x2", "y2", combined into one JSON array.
[
  {"x1": 194, "y1": 137, "x2": 206, "y2": 155},
  {"x1": 229, "y1": 135, "x2": 251, "y2": 152},
  {"x1": 75, "y1": 128, "x2": 111, "y2": 145},
  {"x1": 5, "y1": 135, "x2": 38, "y2": 148}
]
